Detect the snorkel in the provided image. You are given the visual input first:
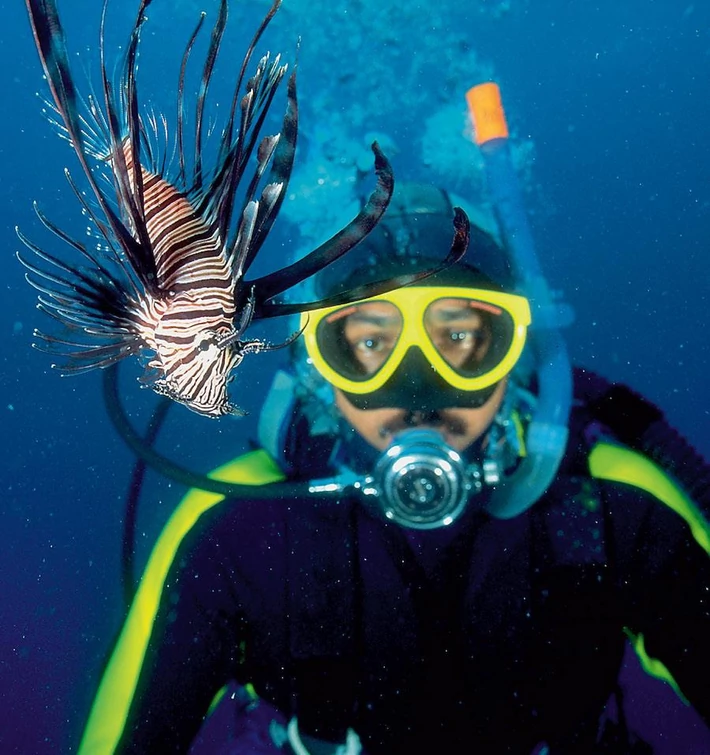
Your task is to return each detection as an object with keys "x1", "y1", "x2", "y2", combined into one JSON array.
[{"x1": 466, "y1": 82, "x2": 573, "y2": 518}]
